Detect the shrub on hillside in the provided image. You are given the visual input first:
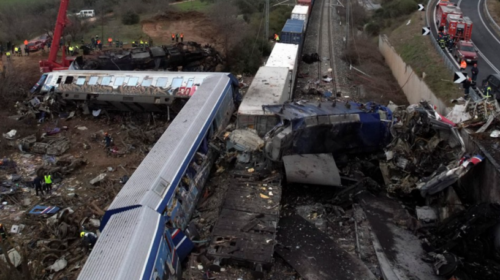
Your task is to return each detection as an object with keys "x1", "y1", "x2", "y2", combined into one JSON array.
[{"x1": 122, "y1": 11, "x2": 140, "y2": 25}]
